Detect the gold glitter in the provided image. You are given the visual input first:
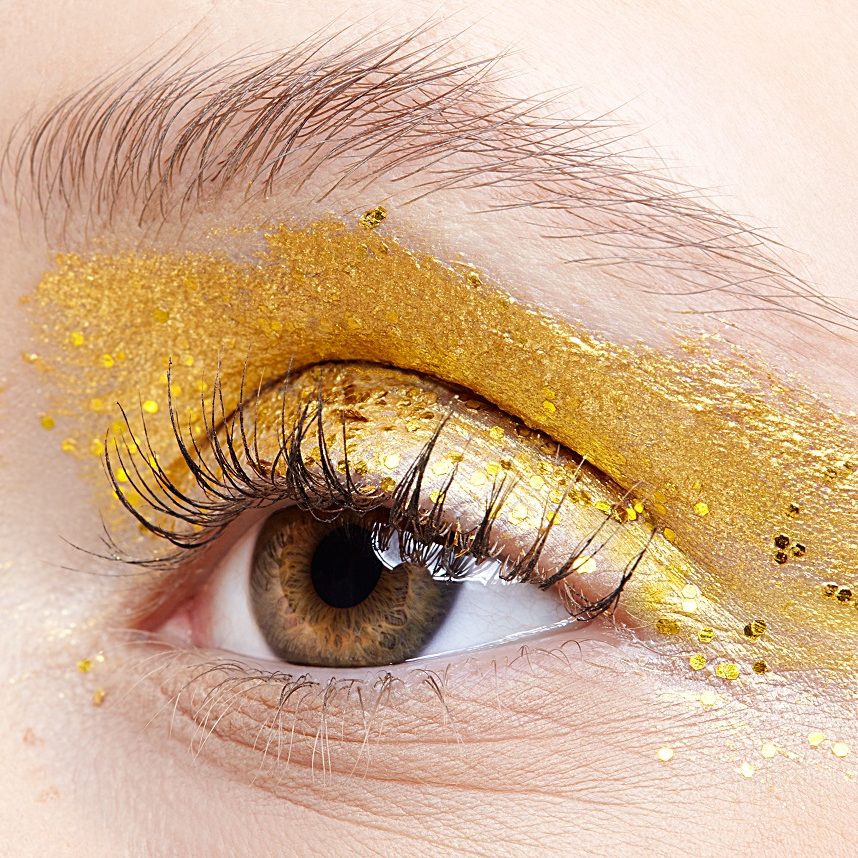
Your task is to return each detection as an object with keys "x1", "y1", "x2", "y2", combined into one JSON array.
[
  {"x1": 699, "y1": 688, "x2": 718, "y2": 707},
  {"x1": 681, "y1": 599, "x2": 697, "y2": 613},
  {"x1": 39, "y1": 414, "x2": 55, "y2": 430},
  {"x1": 743, "y1": 618, "x2": 768, "y2": 638},
  {"x1": 28, "y1": 218, "x2": 858, "y2": 677},
  {"x1": 542, "y1": 400, "x2": 556, "y2": 414},
  {"x1": 715, "y1": 663, "x2": 740, "y2": 680},
  {"x1": 69, "y1": 331, "x2": 85, "y2": 346},
  {"x1": 142, "y1": 399, "x2": 159, "y2": 414},
  {"x1": 787, "y1": 502, "x2": 801, "y2": 518},
  {"x1": 807, "y1": 731, "x2": 826, "y2": 747},
  {"x1": 382, "y1": 452, "x2": 400, "y2": 470},
  {"x1": 528, "y1": 474, "x2": 545, "y2": 490},
  {"x1": 153, "y1": 307, "x2": 170, "y2": 323},
  {"x1": 693, "y1": 501, "x2": 709, "y2": 517},
  {"x1": 752, "y1": 659, "x2": 770, "y2": 674},
  {"x1": 60, "y1": 438, "x2": 76, "y2": 453},
  {"x1": 689, "y1": 654, "x2": 707, "y2": 670},
  {"x1": 358, "y1": 205, "x2": 387, "y2": 229},
  {"x1": 89, "y1": 439, "x2": 104, "y2": 456},
  {"x1": 380, "y1": 477, "x2": 396, "y2": 493},
  {"x1": 697, "y1": 627, "x2": 715, "y2": 644},
  {"x1": 681, "y1": 583, "x2": 701, "y2": 600},
  {"x1": 570, "y1": 555, "x2": 596, "y2": 574},
  {"x1": 594, "y1": 500, "x2": 612, "y2": 514},
  {"x1": 656, "y1": 747, "x2": 674, "y2": 763},
  {"x1": 836, "y1": 587, "x2": 852, "y2": 603},
  {"x1": 773, "y1": 534, "x2": 790, "y2": 549},
  {"x1": 77, "y1": 659, "x2": 92, "y2": 673},
  {"x1": 760, "y1": 743, "x2": 778, "y2": 759},
  {"x1": 832, "y1": 742, "x2": 850, "y2": 758},
  {"x1": 92, "y1": 689, "x2": 107, "y2": 706},
  {"x1": 489, "y1": 425, "x2": 504, "y2": 441},
  {"x1": 738, "y1": 762, "x2": 755, "y2": 778},
  {"x1": 466, "y1": 270, "x2": 482, "y2": 287},
  {"x1": 656, "y1": 618, "x2": 680, "y2": 635},
  {"x1": 469, "y1": 471, "x2": 487, "y2": 487}
]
